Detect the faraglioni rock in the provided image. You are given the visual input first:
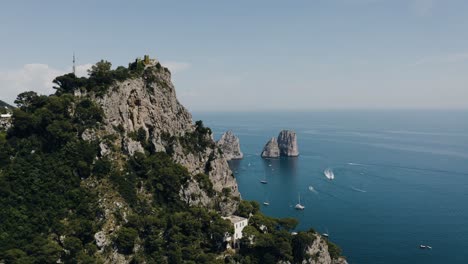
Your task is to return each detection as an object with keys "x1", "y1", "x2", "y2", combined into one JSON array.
[
  {"x1": 277, "y1": 130, "x2": 299, "y2": 157},
  {"x1": 217, "y1": 130, "x2": 243, "y2": 160},
  {"x1": 261, "y1": 137, "x2": 280, "y2": 158},
  {"x1": 261, "y1": 130, "x2": 299, "y2": 158}
]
